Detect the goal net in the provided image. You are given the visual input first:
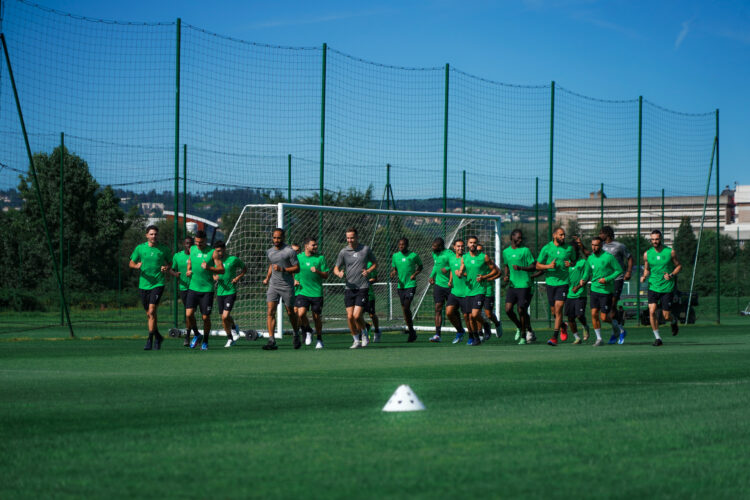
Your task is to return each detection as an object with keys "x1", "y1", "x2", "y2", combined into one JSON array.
[{"x1": 226, "y1": 203, "x2": 502, "y2": 337}]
